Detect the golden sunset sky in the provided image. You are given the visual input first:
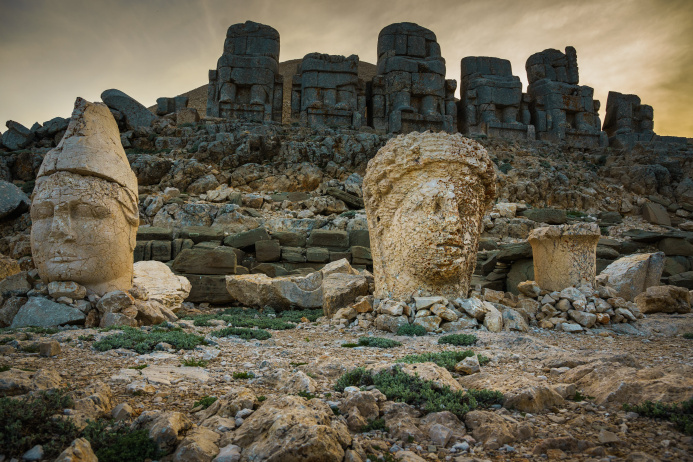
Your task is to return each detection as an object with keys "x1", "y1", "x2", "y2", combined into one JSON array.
[{"x1": 1, "y1": 0, "x2": 691, "y2": 137}]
